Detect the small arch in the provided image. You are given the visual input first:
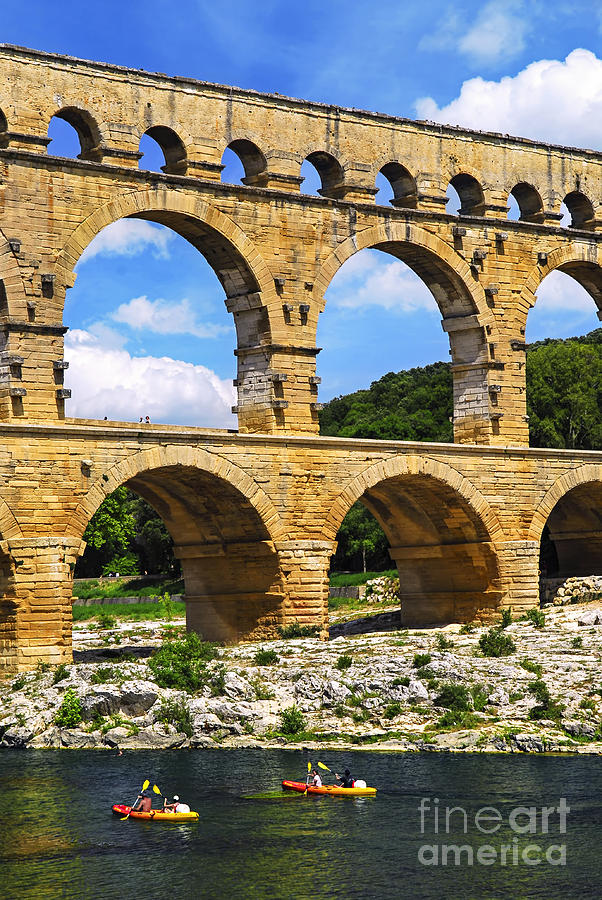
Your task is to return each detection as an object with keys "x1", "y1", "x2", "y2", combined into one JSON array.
[
  {"x1": 222, "y1": 139, "x2": 268, "y2": 187},
  {"x1": 562, "y1": 191, "x2": 595, "y2": 229},
  {"x1": 302, "y1": 151, "x2": 344, "y2": 199},
  {"x1": 447, "y1": 173, "x2": 485, "y2": 217},
  {"x1": 48, "y1": 107, "x2": 102, "y2": 161},
  {"x1": 140, "y1": 126, "x2": 187, "y2": 175},
  {"x1": 377, "y1": 162, "x2": 417, "y2": 209},
  {"x1": 0, "y1": 108, "x2": 8, "y2": 149},
  {"x1": 508, "y1": 182, "x2": 544, "y2": 223}
]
